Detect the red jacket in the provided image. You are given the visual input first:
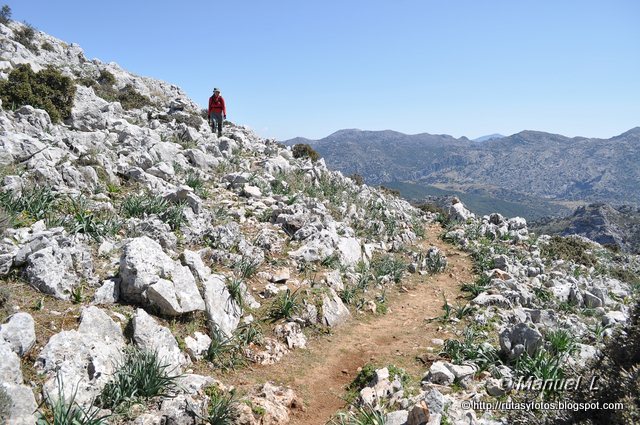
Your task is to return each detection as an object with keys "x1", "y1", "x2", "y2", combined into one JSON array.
[{"x1": 208, "y1": 95, "x2": 226, "y2": 116}]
